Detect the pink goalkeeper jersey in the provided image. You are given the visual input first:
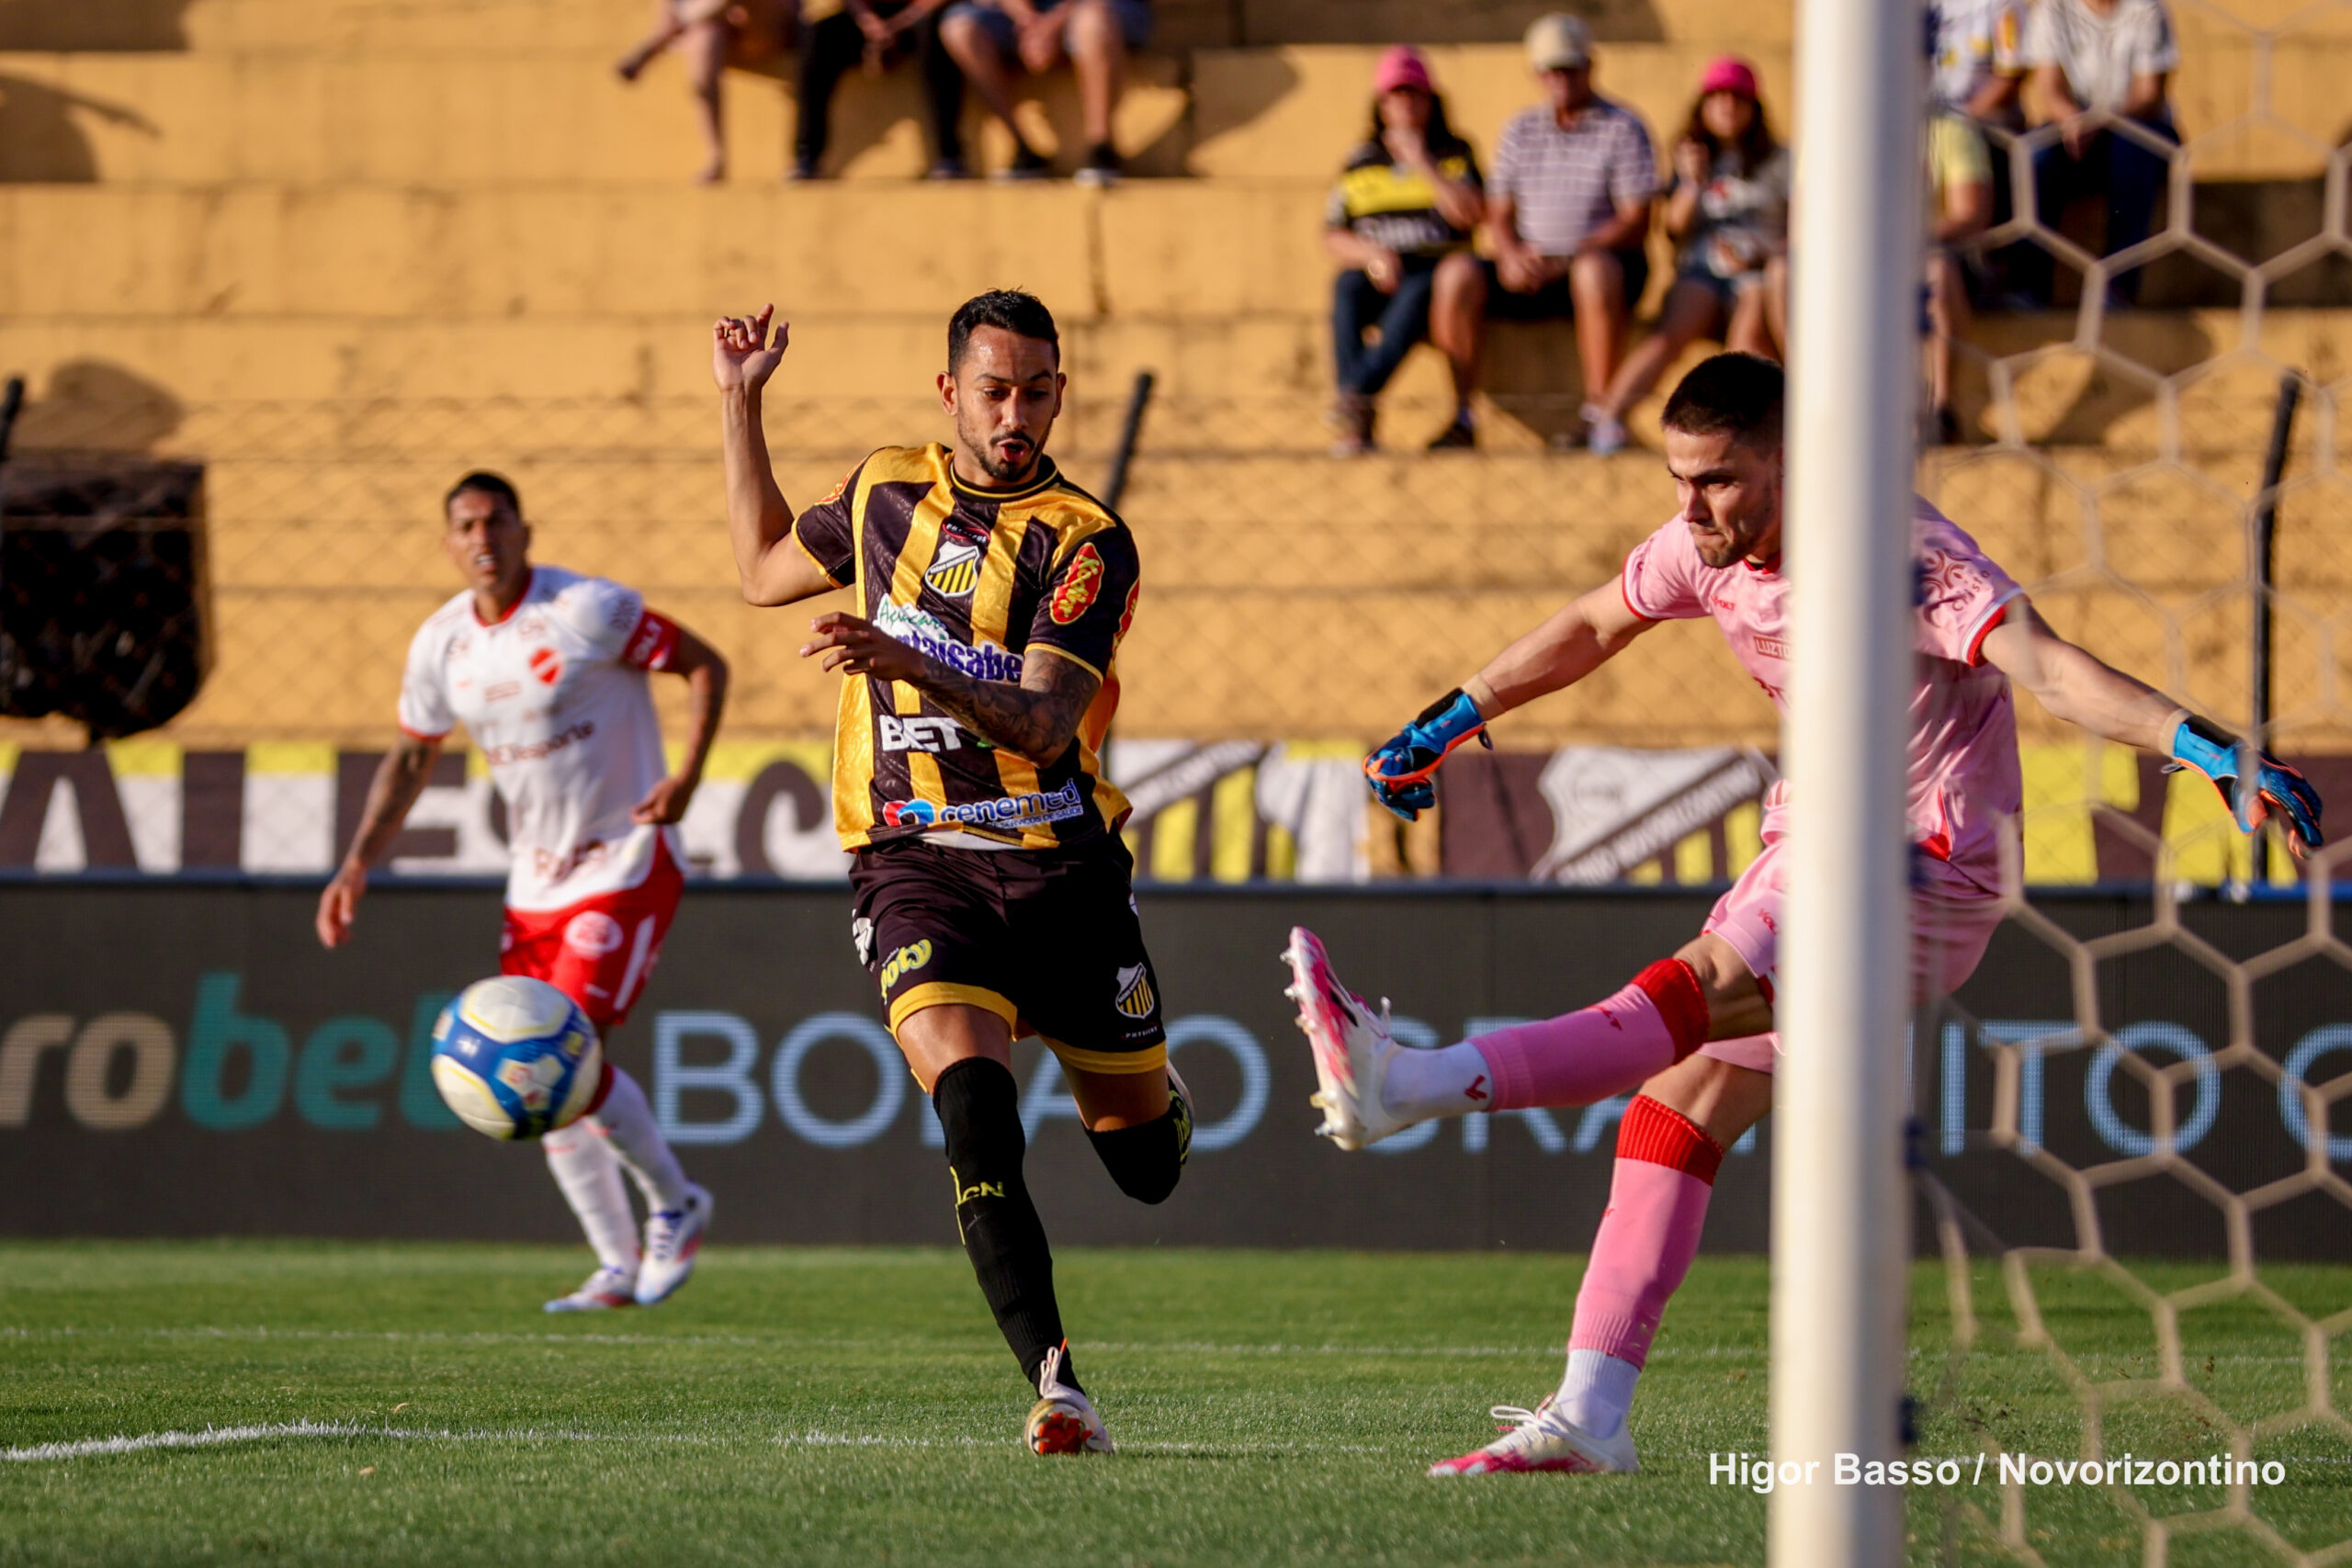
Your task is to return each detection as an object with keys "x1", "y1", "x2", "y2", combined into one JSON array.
[
  {"x1": 1620, "y1": 497, "x2": 2025, "y2": 897},
  {"x1": 398, "y1": 566, "x2": 683, "y2": 913}
]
